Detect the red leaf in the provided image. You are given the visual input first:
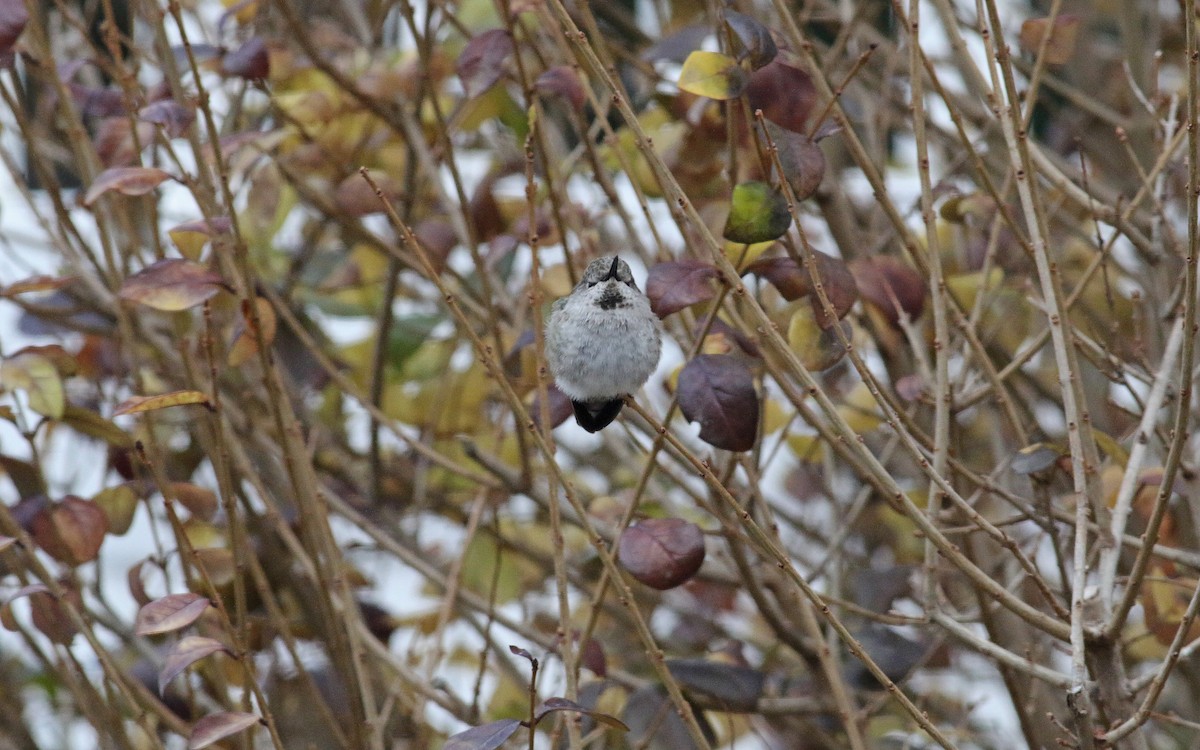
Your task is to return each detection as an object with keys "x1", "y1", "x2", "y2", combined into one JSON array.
[
  {"x1": 139, "y1": 100, "x2": 196, "y2": 138},
  {"x1": 677, "y1": 354, "x2": 759, "y2": 451},
  {"x1": 456, "y1": 29, "x2": 513, "y2": 97},
  {"x1": 29, "y1": 496, "x2": 109, "y2": 565},
  {"x1": 645, "y1": 260, "x2": 720, "y2": 318},
  {"x1": 746, "y1": 251, "x2": 857, "y2": 327},
  {"x1": 745, "y1": 59, "x2": 816, "y2": 134},
  {"x1": 84, "y1": 167, "x2": 173, "y2": 205},
  {"x1": 618, "y1": 517, "x2": 706, "y2": 590},
  {"x1": 0, "y1": 0, "x2": 28, "y2": 57},
  {"x1": 221, "y1": 37, "x2": 269, "y2": 80},
  {"x1": 135, "y1": 593, "x2": 210, "y2": 636},
  {"x1": 535, "y1": 66, "x2": 586, "y2": 111},
  {"x1": 850, "y1": 256, "x2": 927, "y2": 326}
]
